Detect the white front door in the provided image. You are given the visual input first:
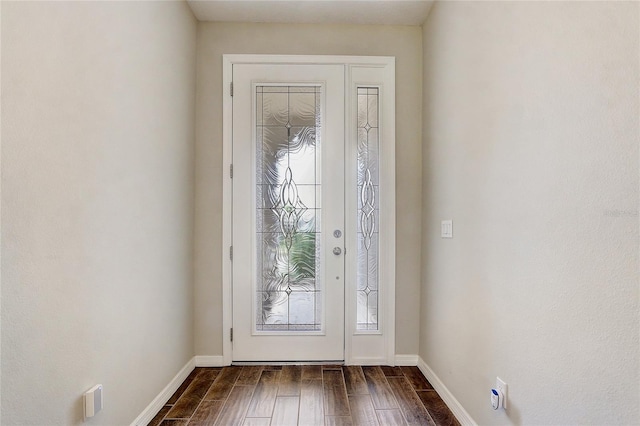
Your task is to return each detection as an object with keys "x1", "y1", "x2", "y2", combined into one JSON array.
[{"x1": 232, "y1": 64, "x2": 345, "y2": 361}]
